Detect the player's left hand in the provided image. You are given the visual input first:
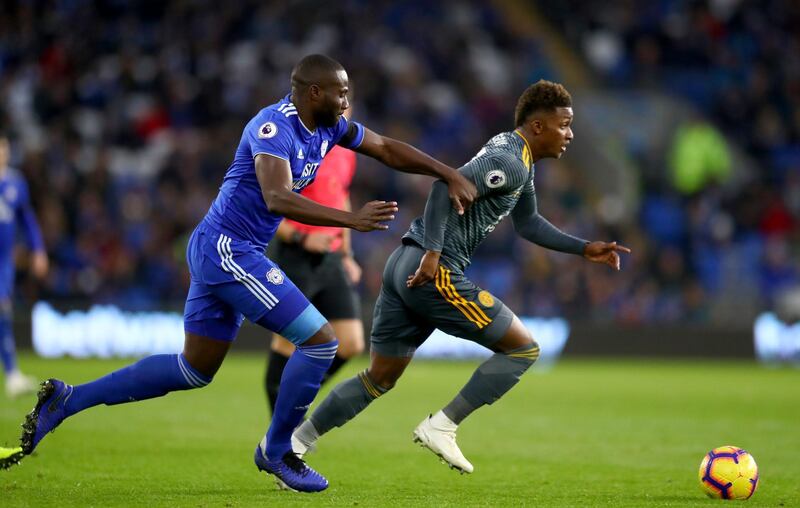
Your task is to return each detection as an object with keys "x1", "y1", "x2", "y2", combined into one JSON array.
[
  {"x1": 341, "y1": 255, "x2": 362, "y2": 284},
  {"x1": 446, "y1": 172, "x2": 478, "y2": 215},
  {"x1": 30, "y1": 251, "x2": 49, "y2": 280},
  {"x1": 583, "y1": 241, "x2": 631, "y2": 270},
  {"x1": 407, "y1": 250, "x2": 440, "y2": 287}
]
